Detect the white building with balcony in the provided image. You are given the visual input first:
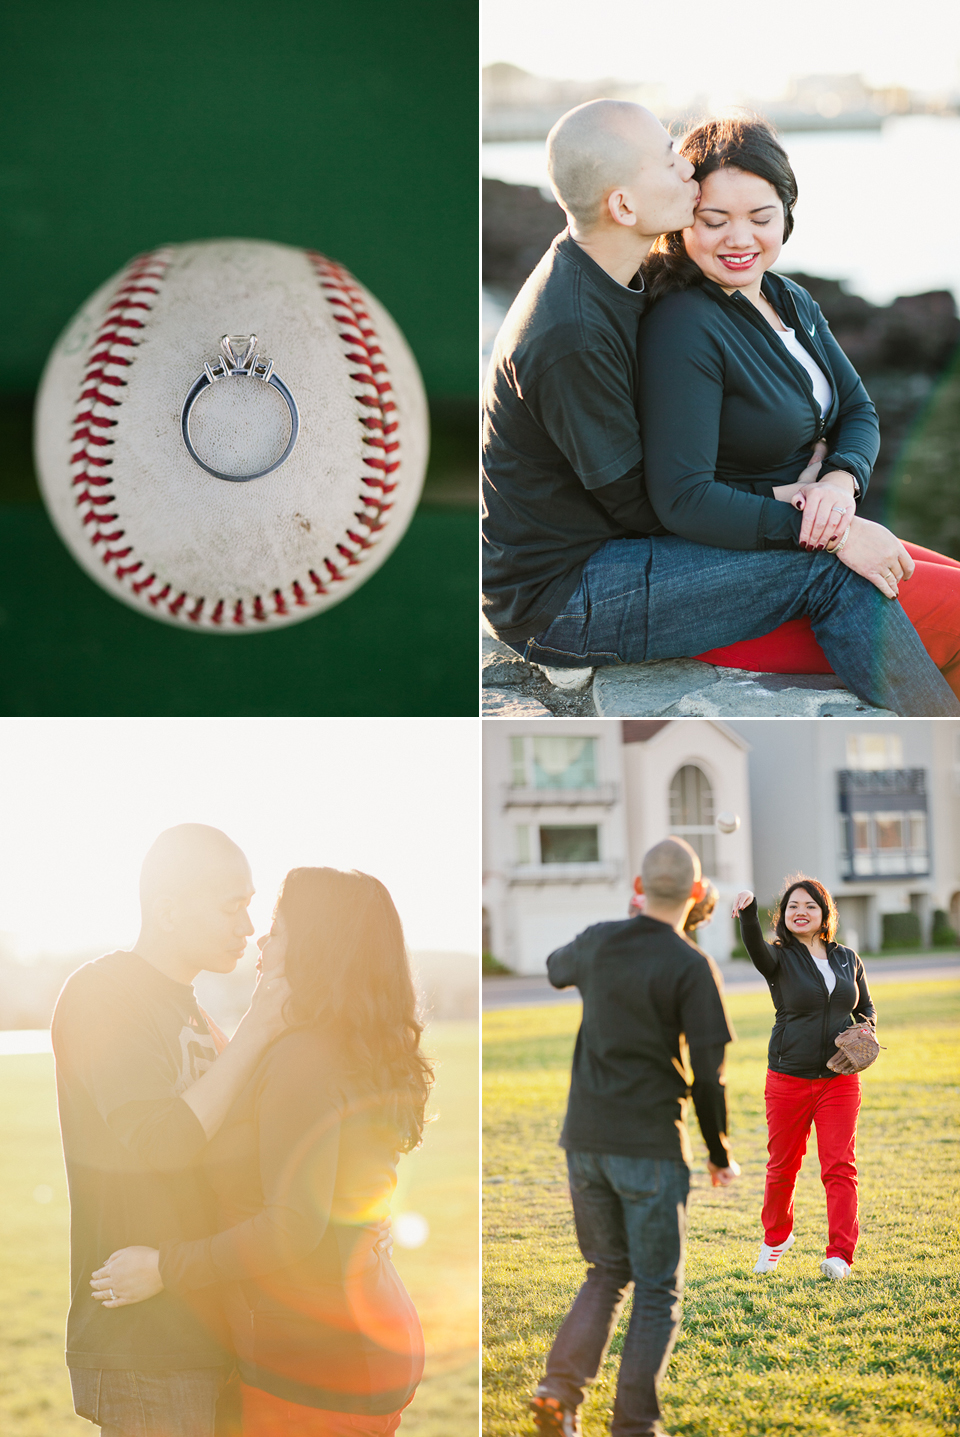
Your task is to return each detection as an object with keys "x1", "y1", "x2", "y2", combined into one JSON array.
[
  {"x1": 482, "y1": 719, "x2": 753, "y2": 974},
  {"x1": 727, "y1": 719, "x2": 960, "y2": 951}
]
